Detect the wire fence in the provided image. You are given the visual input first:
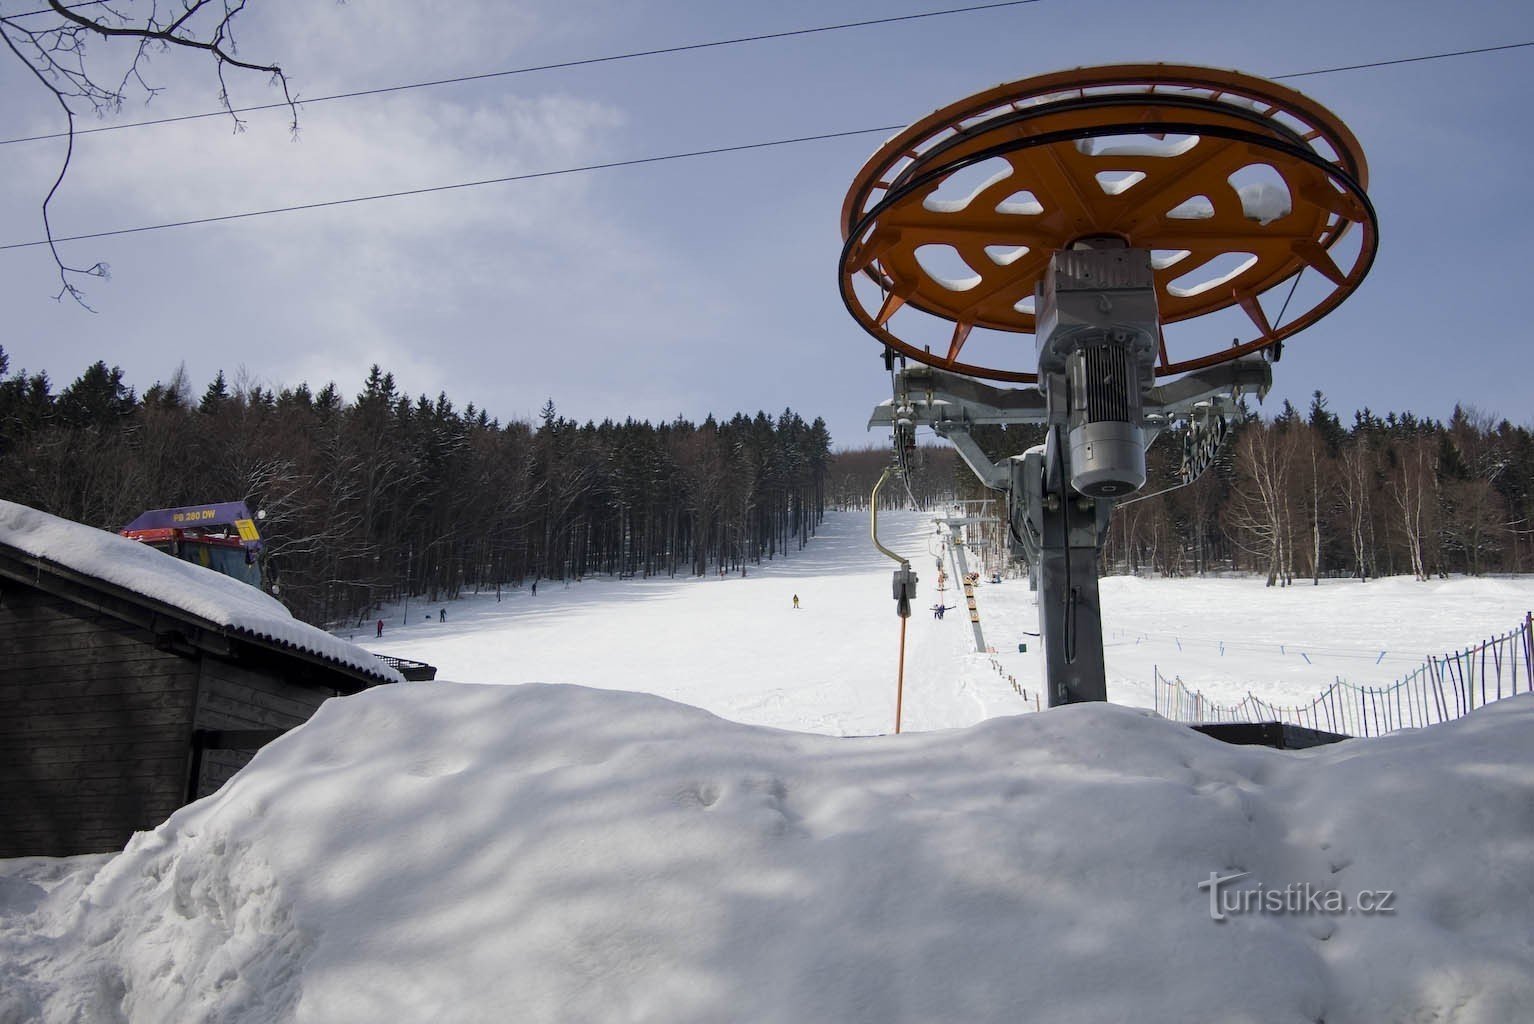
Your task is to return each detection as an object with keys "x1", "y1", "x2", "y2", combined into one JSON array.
[
  {"x1": 1154, "y1": 613, "x2": 1534, "y2": 738},
  {"x1": 1109, "y1": 626, "x2": 1425, "y2": 668}
]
